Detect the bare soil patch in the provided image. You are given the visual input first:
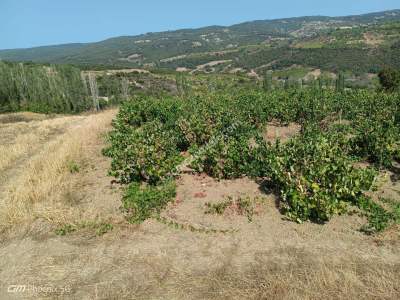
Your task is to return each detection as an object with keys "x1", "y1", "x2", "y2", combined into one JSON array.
[
  {"x1": 190, "y1": 60, "x2": 232, "y2": 74},
  {"x1": 263, "y1": 122, "x2": 301, "y2": 143},
  {"x1": 363, "y1": 32, "x2": 385, "y2": 46},
  {"x1": 303, "y1": 68, "x2": 322, "y2": 80}
]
